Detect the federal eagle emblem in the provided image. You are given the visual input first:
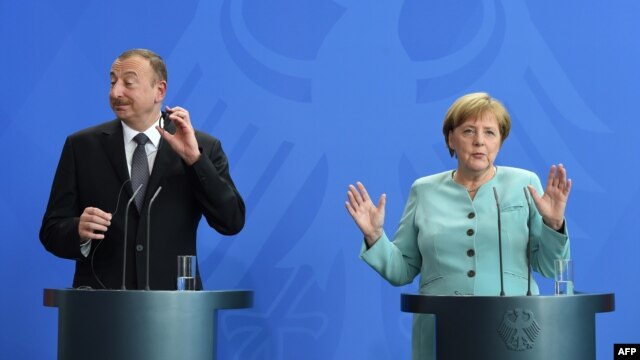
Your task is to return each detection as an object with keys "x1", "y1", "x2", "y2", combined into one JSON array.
[{"x1": 497, "y1": 308, "x2": 541, "y2": 351}]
